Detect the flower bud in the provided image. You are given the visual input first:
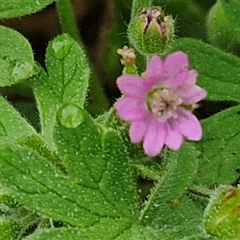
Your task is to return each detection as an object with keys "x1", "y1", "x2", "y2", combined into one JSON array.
[
  {"x1": 204, "y1": 185, "x2": 240, "y2": 239},
  {"x1": 128, "y1": 6, "x2": 174, "y2": 55},
  {"x1": 117, "y1": 46, "x2": 138, "y2": 74}
]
